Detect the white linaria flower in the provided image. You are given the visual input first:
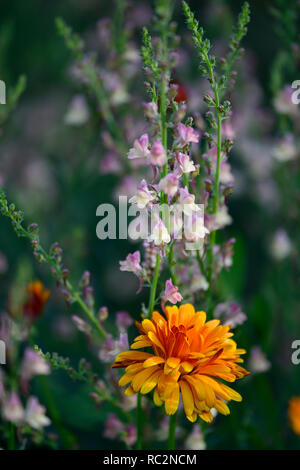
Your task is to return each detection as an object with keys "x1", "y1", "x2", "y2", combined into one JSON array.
[
  {"x1": 129, "y1": 179, "x2": 155, "y2": 209},
  {"x1": 128, "y1": 134, "x2": 150, "y2": 160},
  {"x1": 24, "y1": 397, "x2": 51, "y2": 430},
  {"x1": 2, "y1": 392, "x2": 24, "y2": 424},
  {"x1": 149, "y1": 217, "x2": 170, "y2": 246},
  {"x1": 178, "y1": 187, "x2": 201, "y2": 216},
  {"x1": 176, "y1": 152, "x2": 196, "y2": 174},
  {"x1": 184, "y1": 212, "x2": 209, "y2": 242}
]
